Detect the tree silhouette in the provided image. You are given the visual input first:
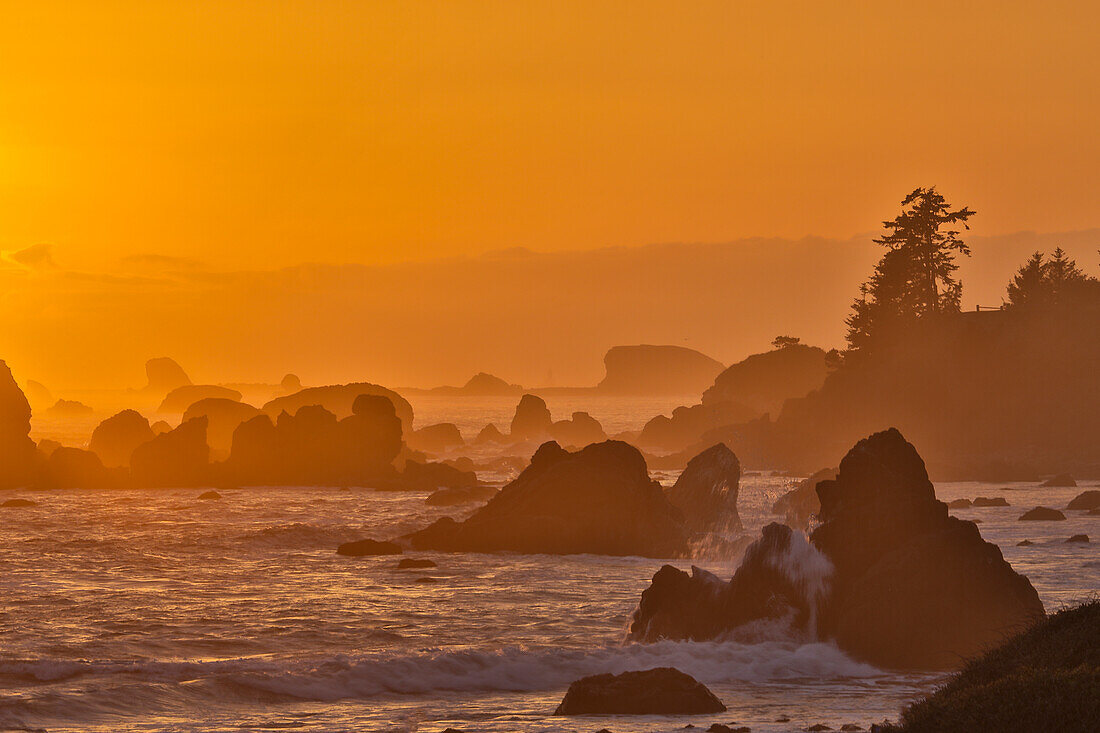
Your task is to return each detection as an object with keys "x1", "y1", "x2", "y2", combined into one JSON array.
[
  {"x1": 846, "y1": 188, "x2": 975, "y2": 351},
  {"x1": 771, "y1": 335, "x2": 801, "y2": 349},
  {"x1": 1005, "y1": 247, "x2": 1099, "y2": 308}
]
